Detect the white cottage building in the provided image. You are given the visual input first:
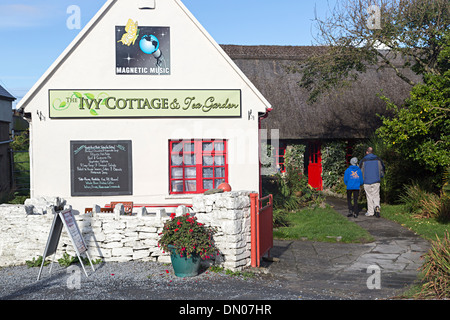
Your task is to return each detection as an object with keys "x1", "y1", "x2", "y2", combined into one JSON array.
[{"x1": 17, "y1": 0, "x2": 271, "y2": 213}]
